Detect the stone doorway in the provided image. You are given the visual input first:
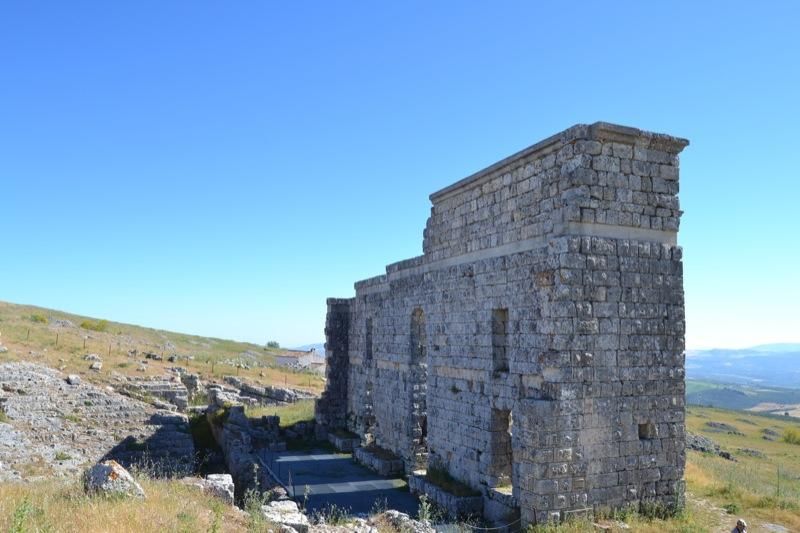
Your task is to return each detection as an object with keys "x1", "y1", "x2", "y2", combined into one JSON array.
[{"x1": 488, "y1": 408, "x2": 513, "y2": 488}]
